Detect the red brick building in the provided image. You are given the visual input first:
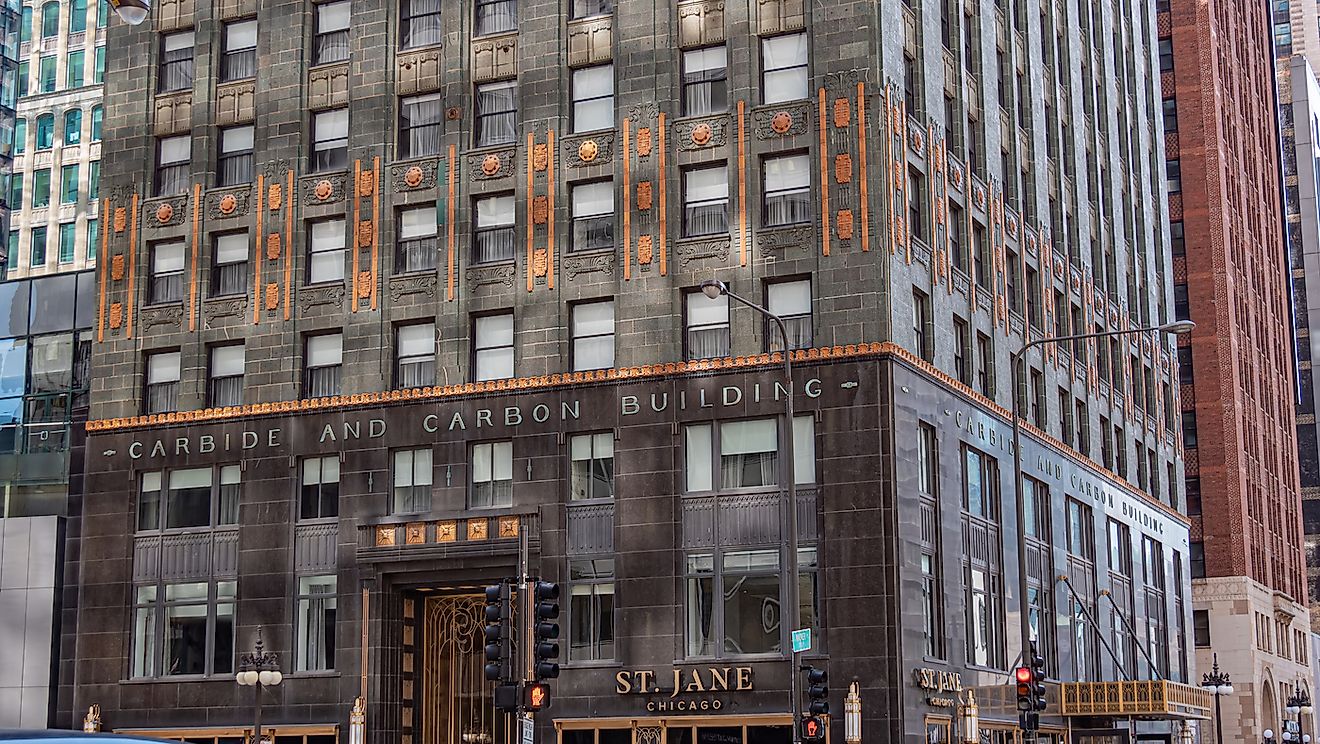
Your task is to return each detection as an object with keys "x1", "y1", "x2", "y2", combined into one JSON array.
[{"x1": 1163, "y1": 0, "x2": 1313, "y2": 736}]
